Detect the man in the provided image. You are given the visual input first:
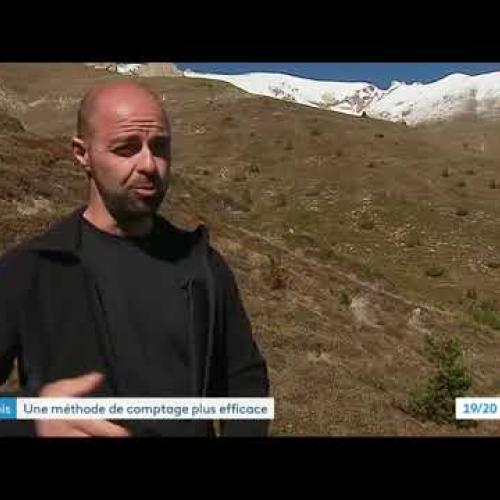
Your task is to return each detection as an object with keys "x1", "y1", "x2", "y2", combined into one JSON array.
[{"x1": 0, "y1": 81, "x2": 270, "y2": 437}]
